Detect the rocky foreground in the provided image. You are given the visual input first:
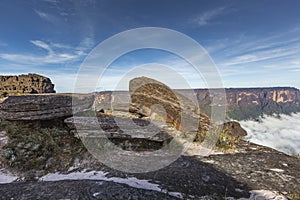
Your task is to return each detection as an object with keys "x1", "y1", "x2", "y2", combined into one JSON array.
[
  {"x1": 0, "y1": 141, "x2": 299, "y2": 199},
  {"x1": 0, "y1": 76, "x2": 299, "y2": 199}
]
